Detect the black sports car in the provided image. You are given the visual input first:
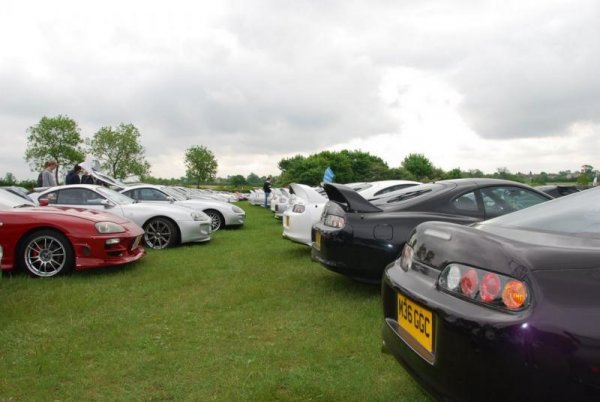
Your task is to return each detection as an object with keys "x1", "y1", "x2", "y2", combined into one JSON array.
[
  {"x1": 311, "y1": 179, "x2": 552, "y2": 283},
  {"x1": 535, "y1": 184, "x2": 580, "y2": 198},
  {"x1": 382, "y1": 187, "x2": 600, "y2": 401}
]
